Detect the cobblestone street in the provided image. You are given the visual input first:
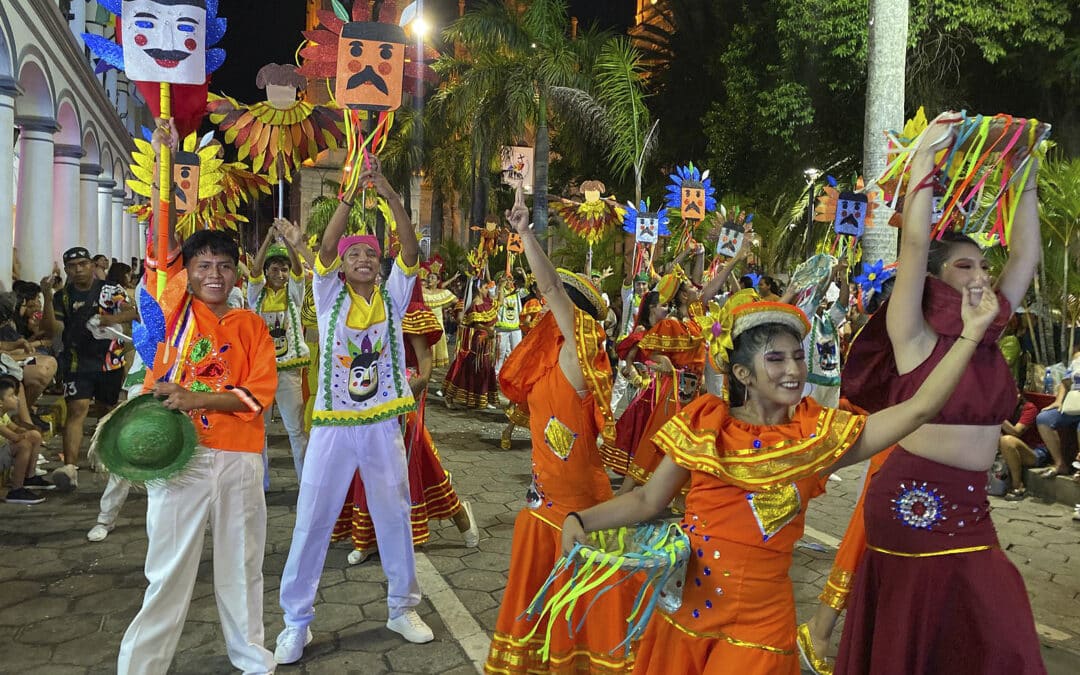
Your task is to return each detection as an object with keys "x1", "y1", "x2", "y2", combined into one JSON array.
[{"x1": 3, "y1": 390, "x2": 1079, "y2": 674}]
